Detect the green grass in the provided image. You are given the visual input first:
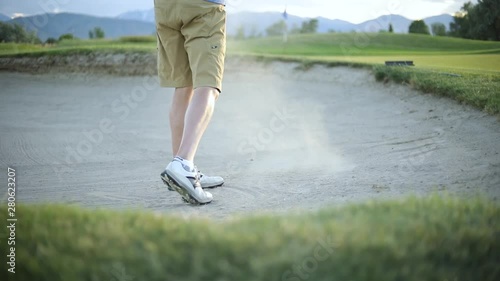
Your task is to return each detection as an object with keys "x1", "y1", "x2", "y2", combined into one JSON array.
[
  {"x1": 1, "y1": 33, "x2": 499, "y2": 114},
  {"x1": 119, "y1": 35, "x2": 157, "y2": 43},
  {"x1": 285, "y1": 54, "x2": 500, "y2": 73},
  {"x1": 230, "y1": 33, "x2": 500, "y2": 73},
  {"x1": 231, "y1": 33, "x2": 500, "y2": 114},
  {"x1": 231, "y1": 33, "x2": 500, "y2": 57},
  {"x1": 0, "y1": 43, "x2": 46, "y2": 56},
  {"x1": 1, "y1": 196, "x2": 498, "y2": 281},
  {"x1": 0, "y1": 38, "x2": 156, "y2": 57},
  {"x1": 374, "y1": 66, "x2": 500, "y2": 114}
]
